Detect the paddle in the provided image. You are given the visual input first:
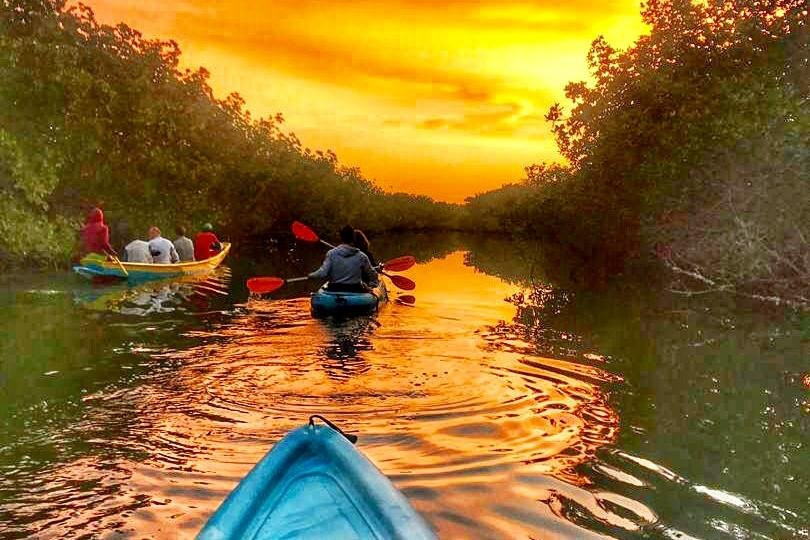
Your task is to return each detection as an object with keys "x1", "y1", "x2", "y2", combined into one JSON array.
[
  {"x1": 106, "y1": 251, "x2": 129, "y2": 277},
  {"x1": 379, "y1": 255, "x2": 415, "y2": 273},
  {"x1": 292, "y1": 221, "x2": 335, "y2": 249},
  {"x1": 247, "y1": 273, "x2": 414, "y2": 294},
  {"x1": 246, "y1": 276, "x2": 308, "y2": 295},
  {"x1": 396, "y1": 295, "x2": 416, "y2": 306},
  {"x1": 292, "y1": 222, "x2": 416, "y2": 273},
  {"x1": 384, "y1": 273, "x2": 415, "y2": 291}
]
